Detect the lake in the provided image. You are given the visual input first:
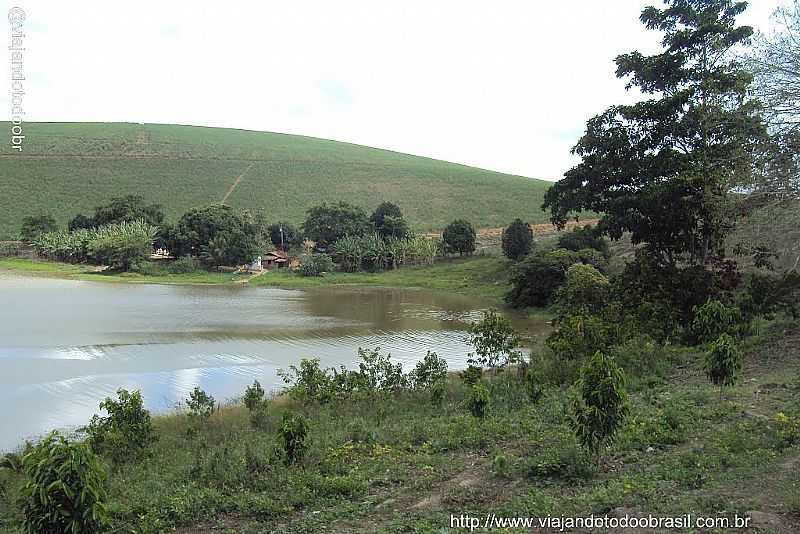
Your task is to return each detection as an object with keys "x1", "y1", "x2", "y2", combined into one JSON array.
[{"x1": 0, "y1": 274, "x2": 548, "y2": 451}]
